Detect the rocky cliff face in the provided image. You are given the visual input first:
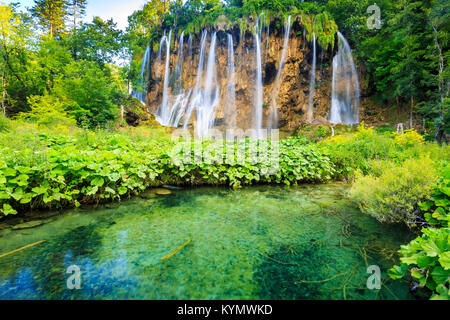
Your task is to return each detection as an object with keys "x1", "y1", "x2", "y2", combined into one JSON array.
[{"x1": 143, "y1": 20, "x2": 346, "y2": 131}]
